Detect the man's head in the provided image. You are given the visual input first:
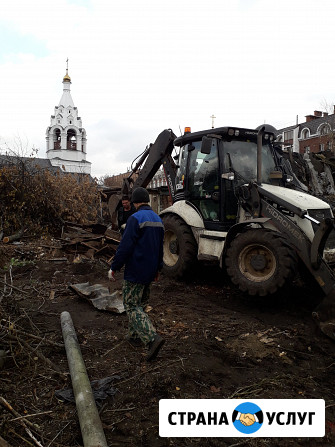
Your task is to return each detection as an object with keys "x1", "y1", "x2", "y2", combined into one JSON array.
[
  {"x1": 121, "y1": 196, "x2": 131, "y2": 210},
  {"x1": 131, "y1": 187, "x2": 150, "y2": 209},
  {"x1": 121, "y1": 199, "x2": 130, "y2": 210}
]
